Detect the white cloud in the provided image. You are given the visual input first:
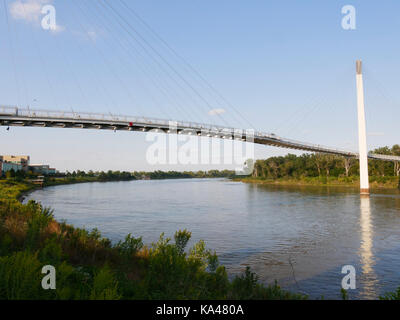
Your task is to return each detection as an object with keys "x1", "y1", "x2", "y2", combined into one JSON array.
[
  {"x1": 208, "y1": 108, "x2": 226, "y2": 116},
  {"x1": 50, "y1": 24, "x2": 65, "y2": 34},
  {"x1": 71, "y1": 29, "x2": 103, "y2": 42},
  {"x1": 9, "y1": 0, "x2": 65, "y2": 34},
  {"x1": 10, "y1": 0, "x2": 50, "y2": 23},
  {"x1": 87, "y1": 30, "x2": 97, "y2": 41}
]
